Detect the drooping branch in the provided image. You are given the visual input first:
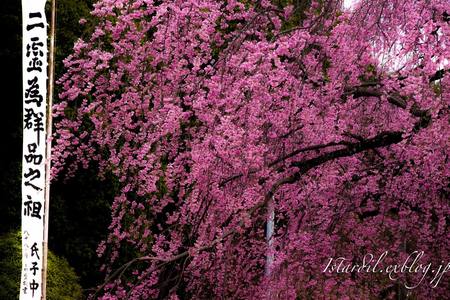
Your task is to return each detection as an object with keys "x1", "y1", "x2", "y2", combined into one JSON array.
[
  {"x1": 224, "y1": 132, "x2": 406, "y2": 249},
  {"x1": 232, "y1": 131, "x2": 405, "y2": 230},
  {"x1": 93, "y1": 230, "x2": 236, "y2": 297},
  {"x1": 429, "y1": 69, "x2": 447, "y2": 82},
  {"x1": 253, "y1": 131, "x2": 404, "y2": 211},
  {"x1": 220, "y1": 69, "x2": 440, "y2": 188},
  {"x1": 93, "y1": 130, "x2": 409, "y2": 296},
  {"x1": 222, "y1": 84, "x2": 431, "y2": 191},
  {"x1": 268, "y1": 140, "x2": 353, "y2": 167},
  {"x1": 219, "y1": 140, "x2": 353, "y2": 187},
  {"x1": 290, "y1": 131, "x2": 403, "y2": 172},
  {"x1": 344, "y1": 68, "x2": 447, "y2": 109},
  {"x1": 346, "y1": 86, "x2": 408, "y2": 109}
]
